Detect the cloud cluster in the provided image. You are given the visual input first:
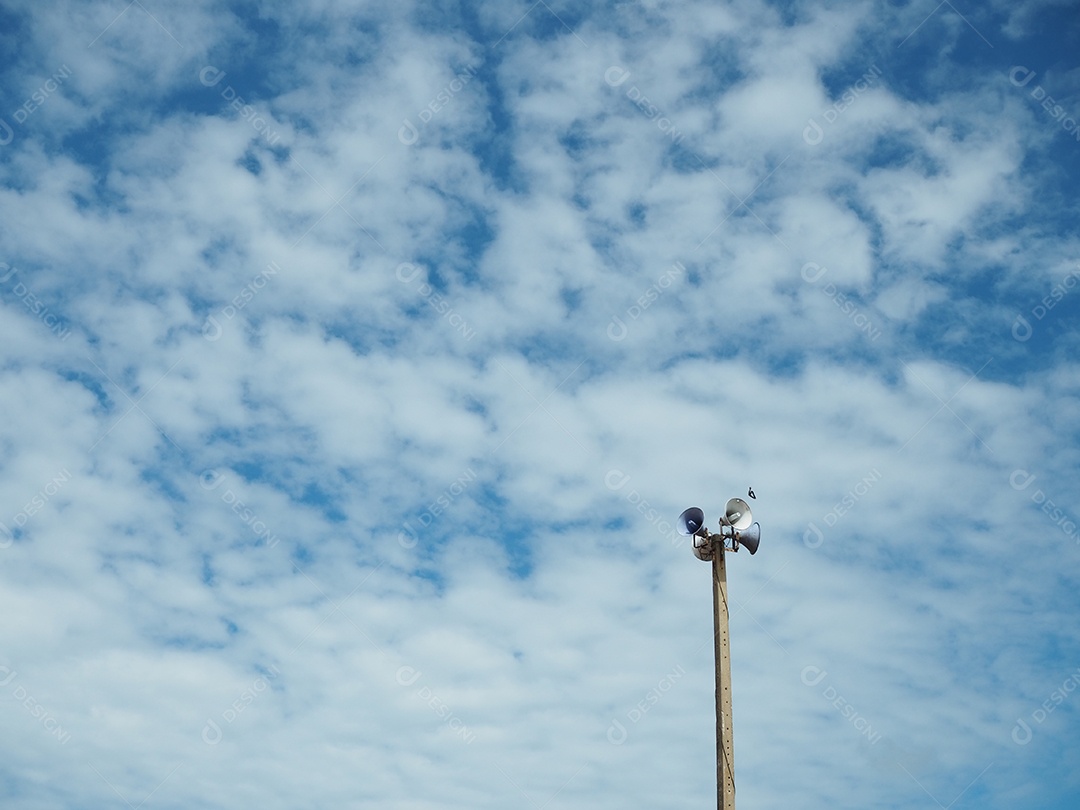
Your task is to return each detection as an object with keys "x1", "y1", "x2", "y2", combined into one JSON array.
[{"x1": 0, "y1": 0, "x2": 1078, "y2": 808}]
